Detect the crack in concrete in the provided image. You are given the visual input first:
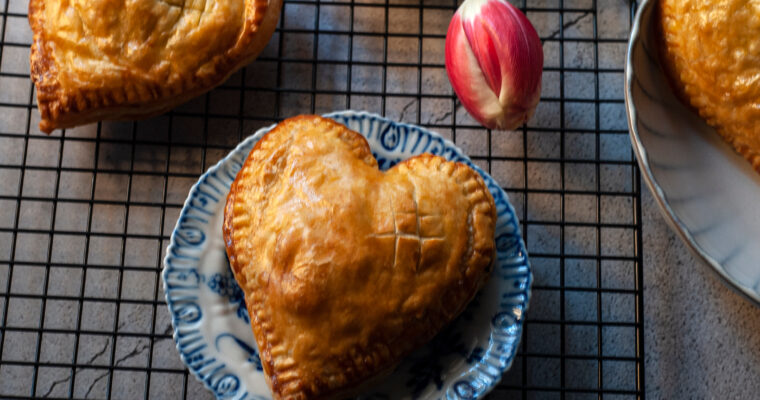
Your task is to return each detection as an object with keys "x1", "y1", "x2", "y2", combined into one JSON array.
[
  {"x1": 115, "y1": 342, "x2": 150, "y2": 366},
  {"x1": 83, "y1": 371, "x2": 109, "y2": 399},
  {"x1": 84, "y1": 338, "x2": 111, "y2": 365},
  {"x1": 82, "y1": 341, "x2": 150, "y2": 399},
  {"x1": 41, "y1": 374, "x2": 72, "y2": 398},
  {"x1": 428, "y1": 110, "x2": 452, "y2": 125},
  {"x1": 547, "y1": 12, "x2": 592, "y2": 39},
  {"x1": 398, "y1": 100, "x2": 416, "y2": 122}
]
